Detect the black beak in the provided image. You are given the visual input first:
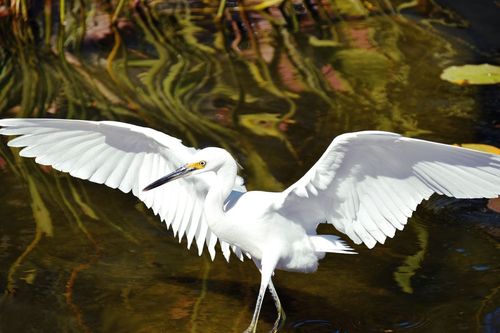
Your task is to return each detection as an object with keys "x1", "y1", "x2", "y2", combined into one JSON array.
[{"x1": 142, "y1": 165, "x2": 193, "y2": 191}]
